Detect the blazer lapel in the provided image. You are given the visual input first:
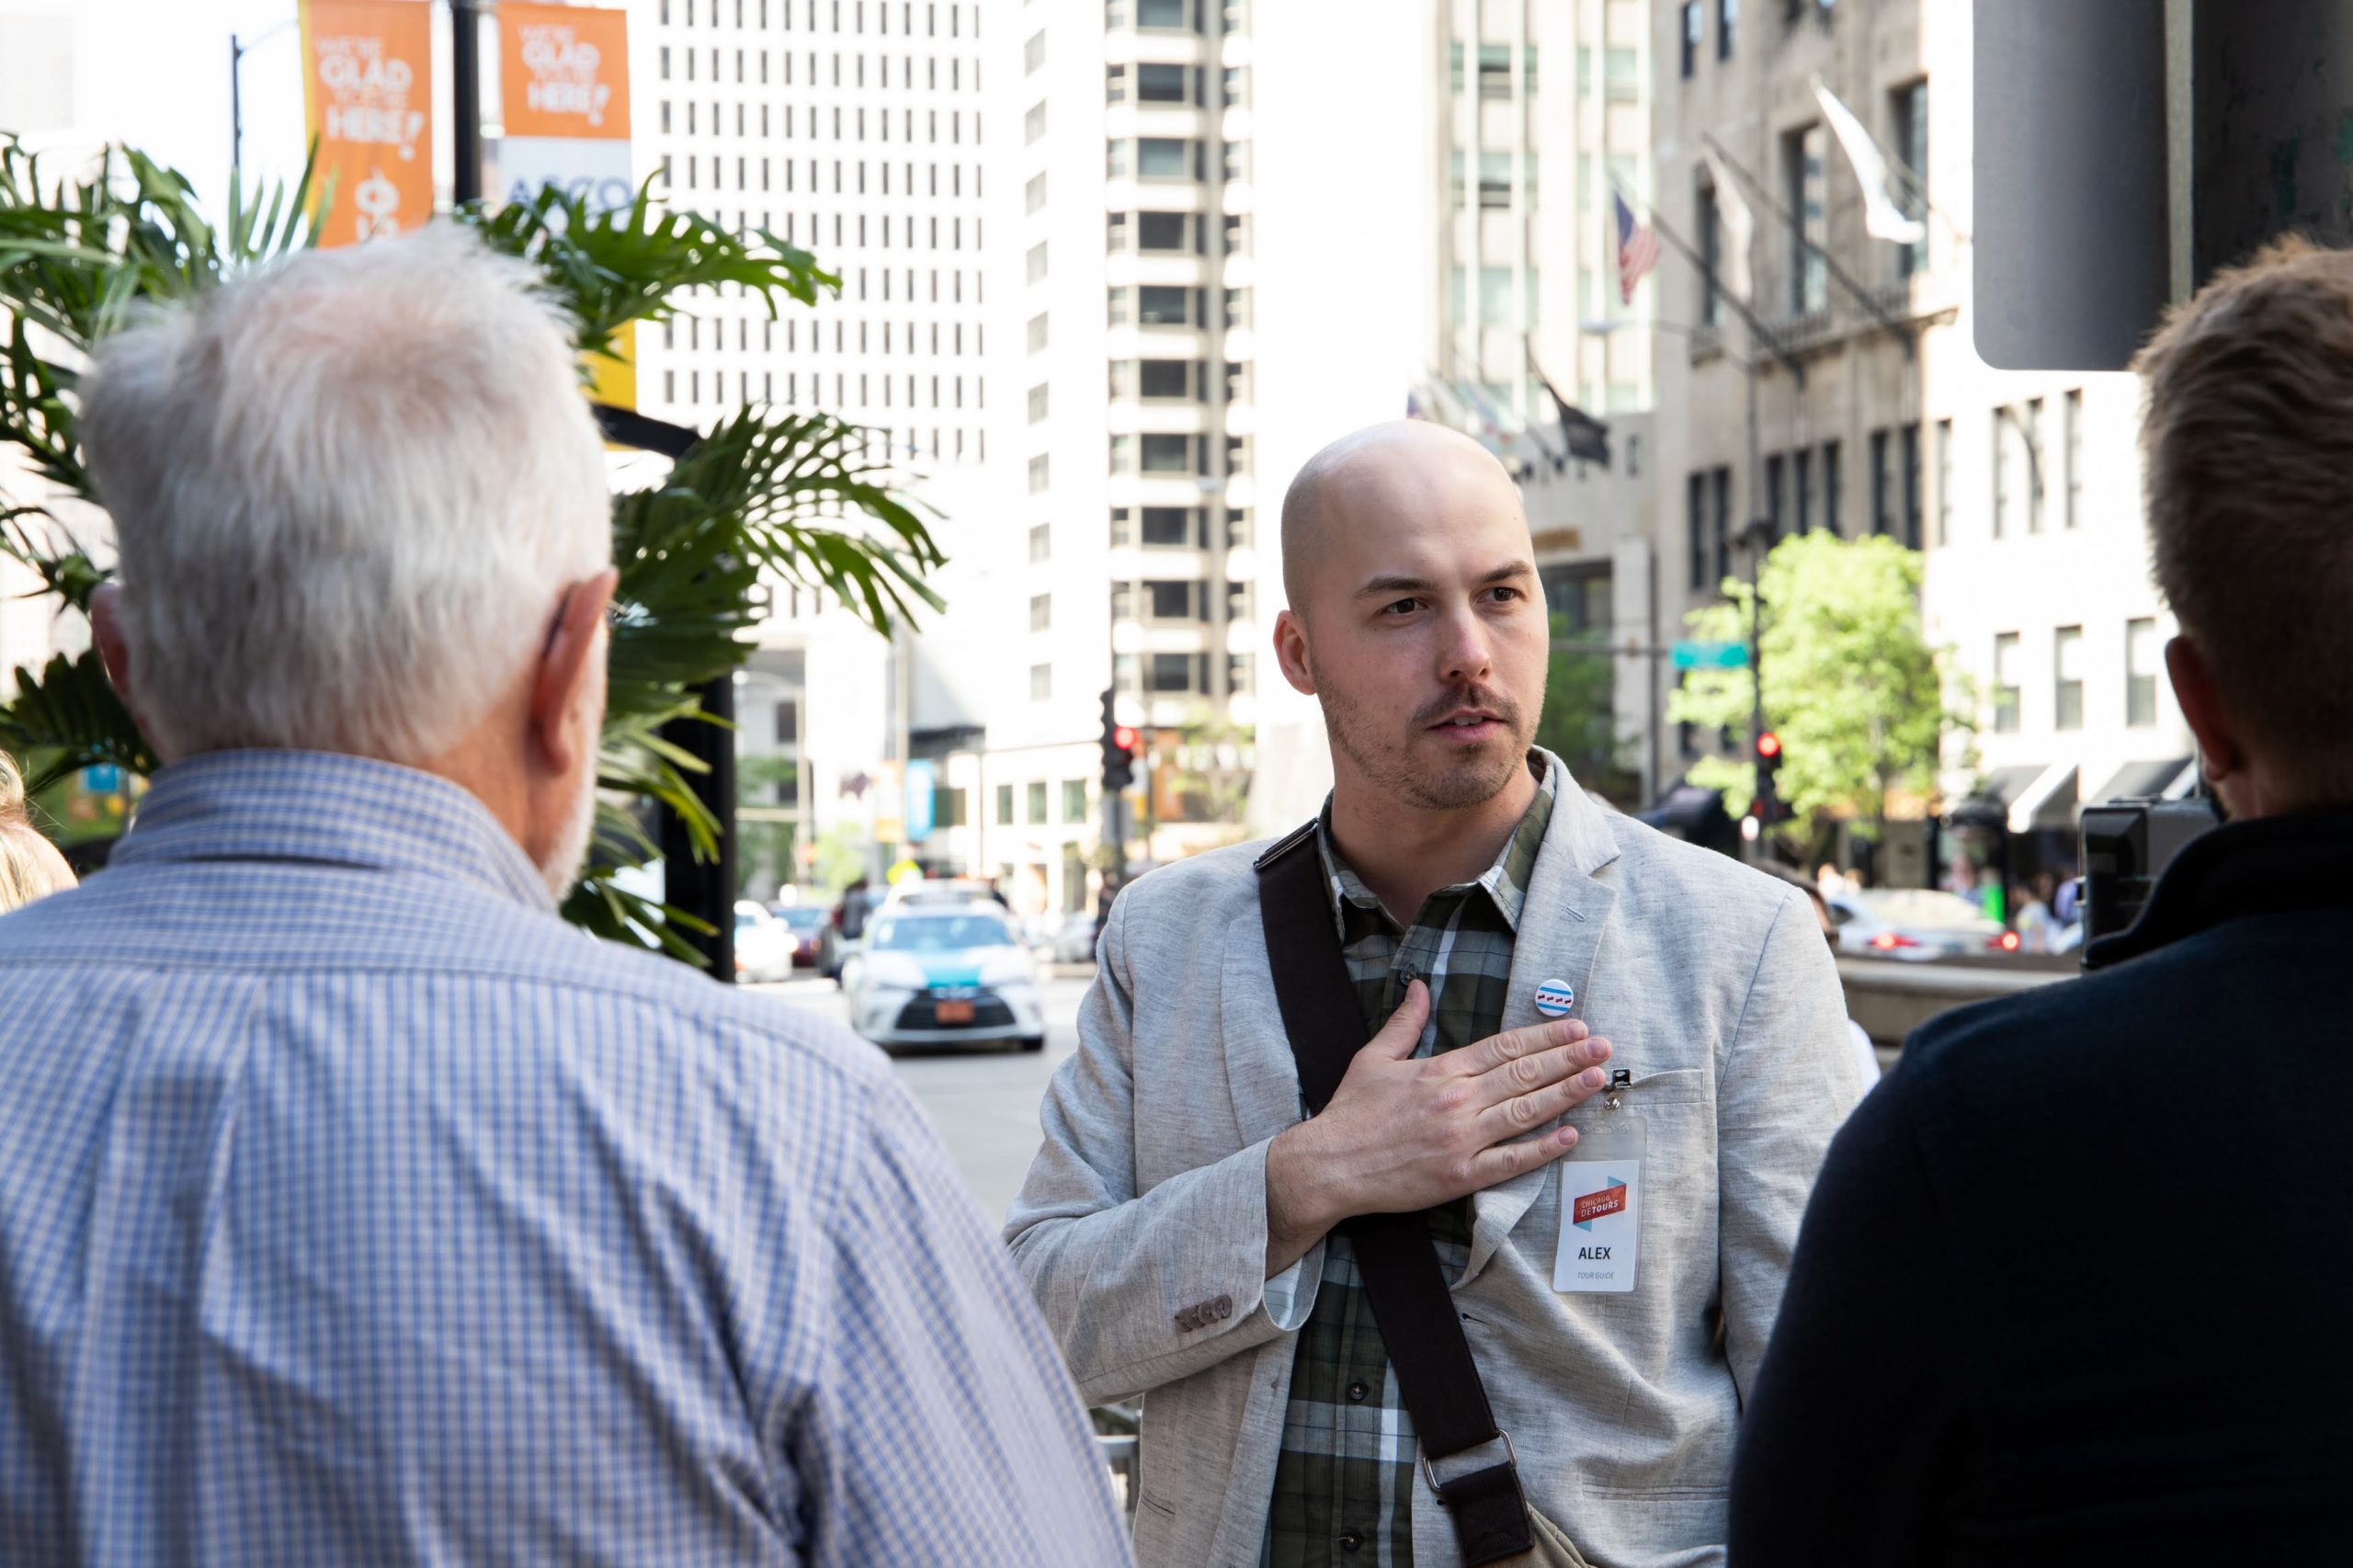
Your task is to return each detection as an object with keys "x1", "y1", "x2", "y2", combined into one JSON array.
[
  {"x1": 1464, "y1": 768, "x2": 1622, "y2": 1286},
  {"x1": 1221, "y1": 906, "x2": 1311, "y2": 1150}
]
